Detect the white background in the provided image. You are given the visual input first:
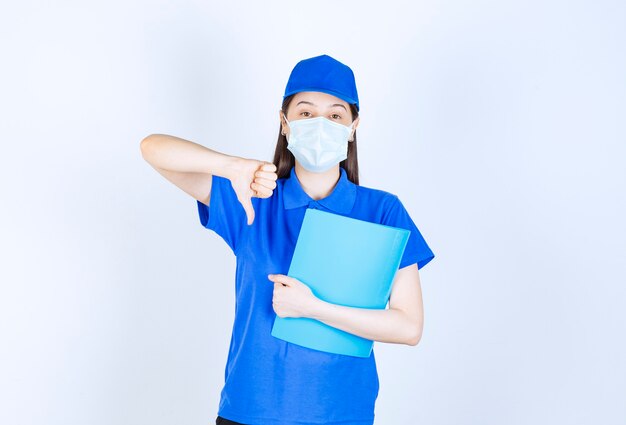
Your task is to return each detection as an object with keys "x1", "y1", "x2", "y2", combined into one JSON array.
[{"x1": 1, "y1": 1, "x2": 625, "y2": 424}]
